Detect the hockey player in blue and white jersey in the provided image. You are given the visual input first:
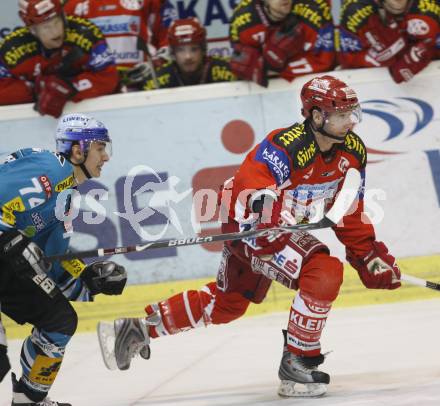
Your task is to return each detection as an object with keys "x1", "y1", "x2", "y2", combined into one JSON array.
[{"x1": 0, "y1": 113, "x2": 127, "y2": 406}]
